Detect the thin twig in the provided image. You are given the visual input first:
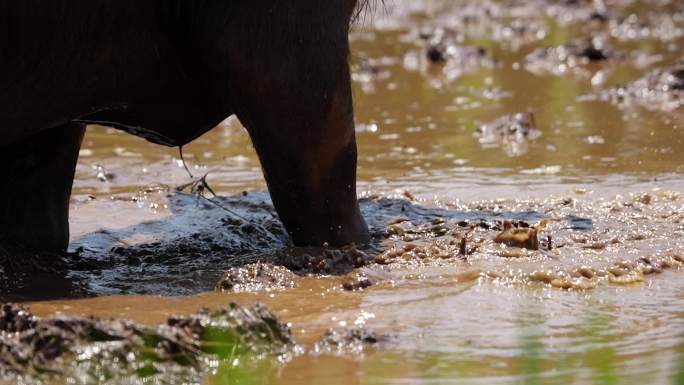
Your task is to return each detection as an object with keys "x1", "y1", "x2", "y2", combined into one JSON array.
[{"x1": 178, "y1": 146, "x2": 194, "y2": 179}]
